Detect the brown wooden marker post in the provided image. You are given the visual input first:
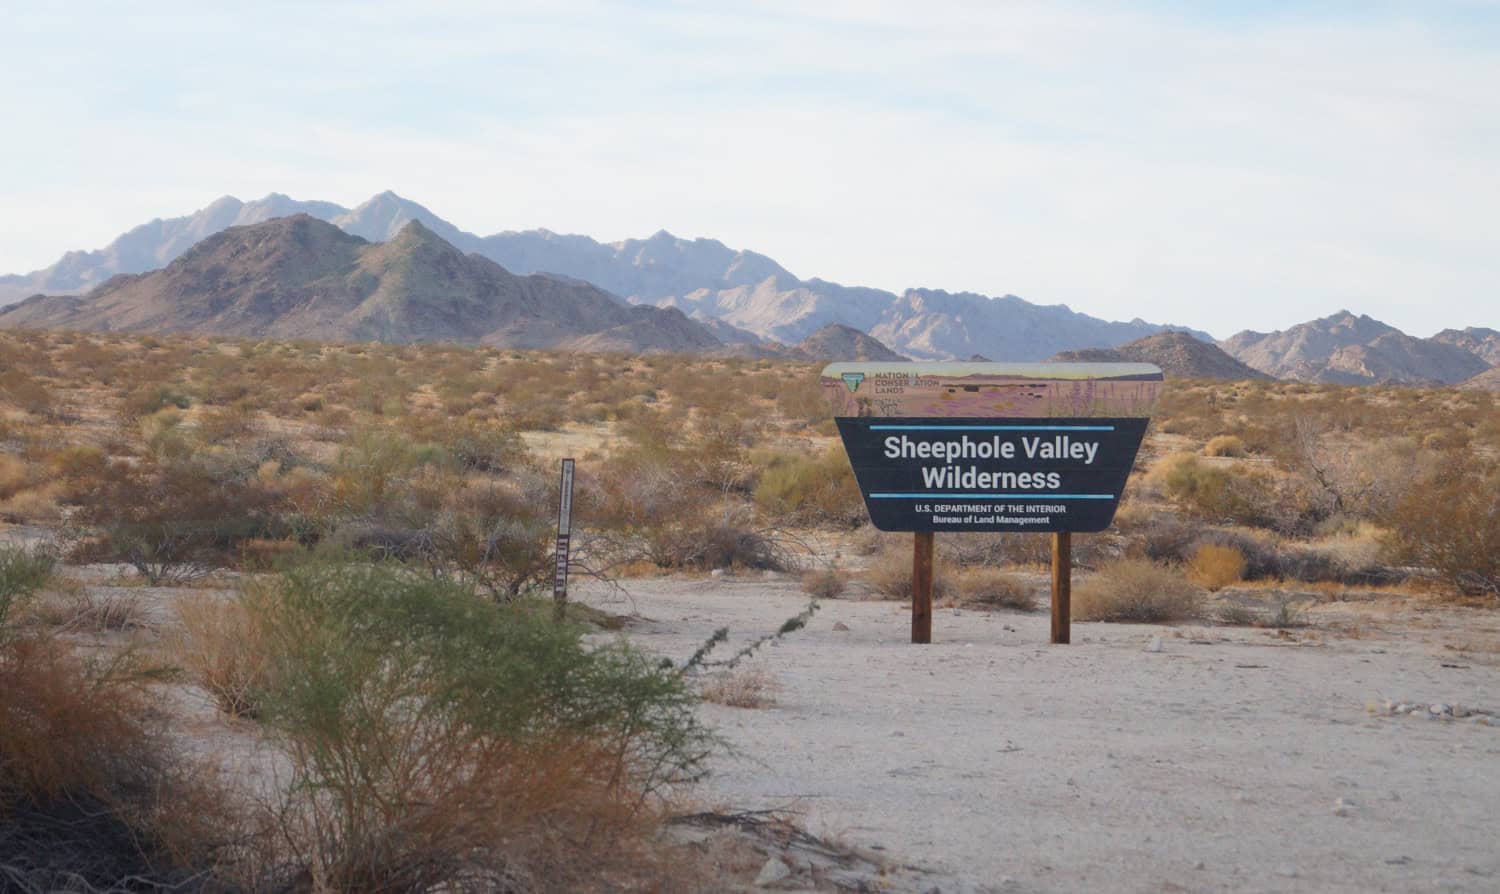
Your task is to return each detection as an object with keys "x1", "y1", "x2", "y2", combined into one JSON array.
[
  {"x1": 1051, "y1": 531, "x2": 1071, "y2": 644},
  {"x1": 912, "y1": 531, "x2": 934, "y2": 644}
]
